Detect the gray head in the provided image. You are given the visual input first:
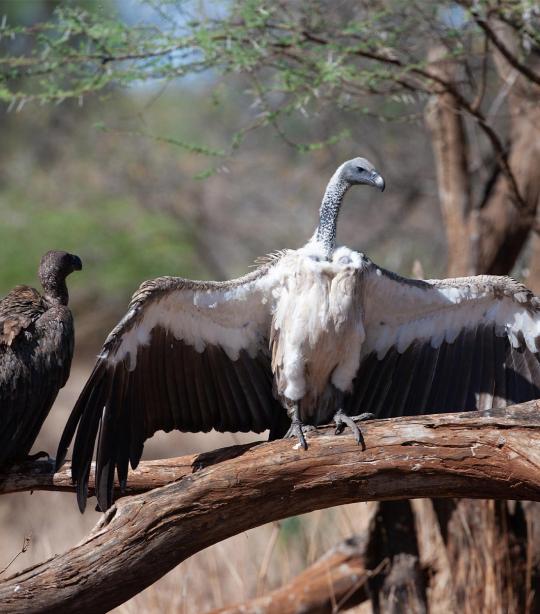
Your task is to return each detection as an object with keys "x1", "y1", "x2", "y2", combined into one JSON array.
[
  {"x1": 338, "y1": 157, "x2": 385, "y2": 191},
  {"x1": 39, "y1": 250, "x2": 82, "y2": 304},
  {"x1": 313, "y1": 157, "x2": 386, "y2": 257}
]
